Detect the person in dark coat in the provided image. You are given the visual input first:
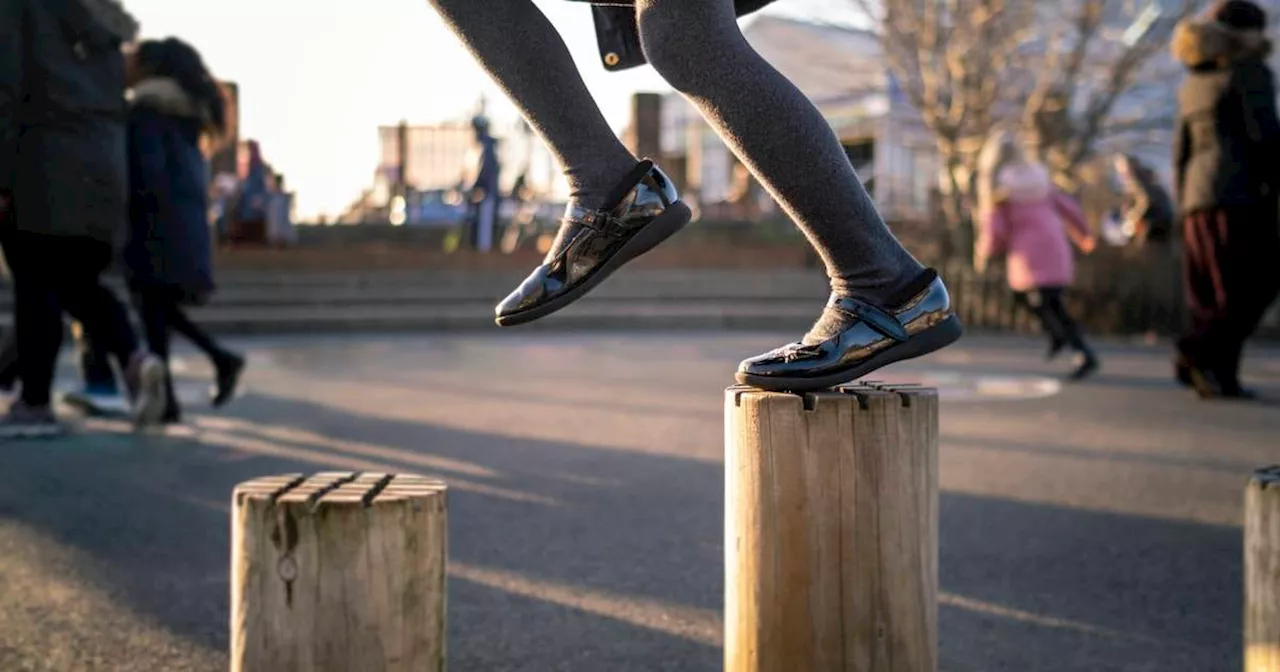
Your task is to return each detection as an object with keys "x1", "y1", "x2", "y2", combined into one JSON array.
[
  {"x1": 227, "y1": 140, "x2": 270, "y2": 246},
  {"x1": 465, "y1": 115, "x2": 501, "y2": 252},
  {"x1": 424, "y1": 0, "x2": 962, "y2": 391},
  {"x1": 1114, "y1": 154, "x2": 1176, "y2": 247},
  {"x1": 123, "y1": 37, "x2": 245, "y2": 423},
  {"x1": 1171, "y1": 0, "x2": 1280, "y2": 399},
  {"x1": 0, "y1": 0, "x2": 169, "y2": 436}
]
